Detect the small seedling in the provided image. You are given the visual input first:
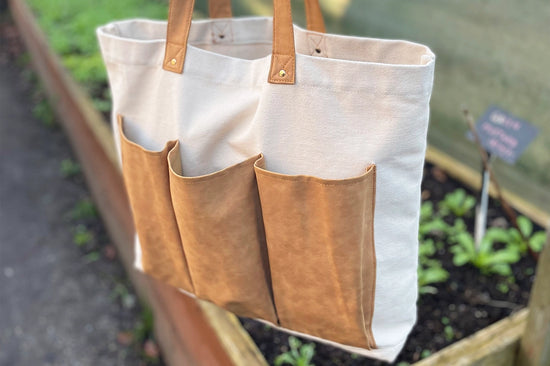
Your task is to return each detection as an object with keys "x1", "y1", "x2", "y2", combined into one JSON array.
[
  {"x1": 418, "y1": 238, "x2": 449, "y2": 295},
  {"x1": 133, "y1": 306, "x2": 154, "y2": 344},
  {"x1": 496, "y1": 282, "x2": 510, "y2": 294},
  {"x1": 60, "y1": 158, "x2": 81, "y2": 178},
  {"x1": 70, "y1": 199, "x2": 97, "y2": 220},
  {"x1": 32, "y1": 99, "x2": 56, "y2": 128},
  {"x1": 420, "y1": 349, "x2": 432, "y2": 359},
  {"x1": 441, "y1": 318, "x2": 454, "y2": 341},
  {"x1": 274, "y1": 336, "x2": 315, "y2": 366},
  {"x1": 73, "y1": 224, "x2": 93, "y2": 247},
  {"x1": 418, "y1": 258, "x2": 449, "y2": 295},
  {"x1": 84, "y1": 251, "x2": 100, "y2": 263},
  {"x1": 439, "y1": 189, "x2": 476, "y2": 217},
  {"x1": 450, "y1": 231, "x2": 520, "y2": 276},
  {"x1": 444, "y1": 325, "x2": 455, "y2": 341},
  {"x1": 508, "y1": 216, "x2": 547, "y2": 253}
]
